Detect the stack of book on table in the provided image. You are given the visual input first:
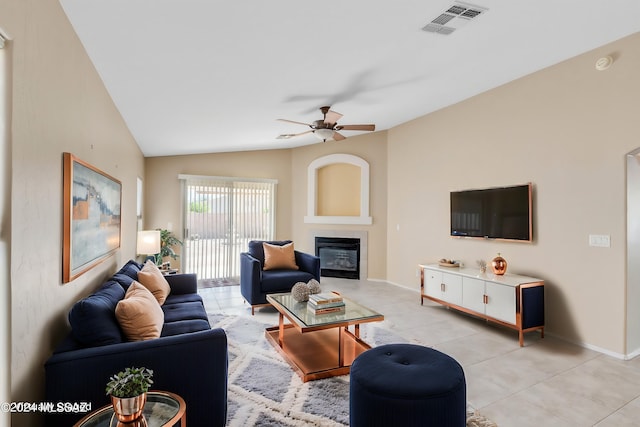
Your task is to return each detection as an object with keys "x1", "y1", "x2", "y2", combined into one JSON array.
[{"x1": 307, "y1": 292, "x2": 345, "y2": 315}]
